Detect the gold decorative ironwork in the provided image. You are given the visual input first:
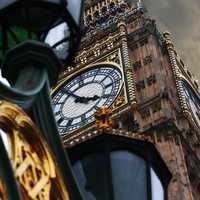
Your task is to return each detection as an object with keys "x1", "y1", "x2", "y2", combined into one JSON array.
[
  {"x1": 112, "y1": 87, "x2": 126, "y2": 109},
  {"x1": 0, "y1": 101, "x2": 69, "y2": 200},
  {"x1": 106, "y1": 51, "x2": 120, "y2": 64},
  {"x1": 95, "y1": 107, "x2": 113, "y2": 130},
  {"x1": 0, "y1": 180, "x2": 6, "y2": 200}
]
